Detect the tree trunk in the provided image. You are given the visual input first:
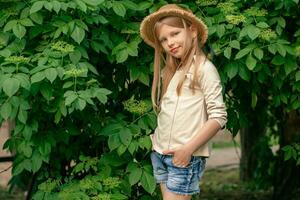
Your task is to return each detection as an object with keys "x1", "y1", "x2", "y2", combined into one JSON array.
[
  {"x1": 239, "y1": 124, "x2": 262, "y2": 181},
  {"x1": 273, "y1": 110, "x2": 300, "y2": 200}
]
